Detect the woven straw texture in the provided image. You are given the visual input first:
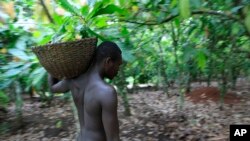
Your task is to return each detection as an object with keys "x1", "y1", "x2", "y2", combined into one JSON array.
[{"x1": 32, "y1": 38, "x2": 97, "y2": 79}]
